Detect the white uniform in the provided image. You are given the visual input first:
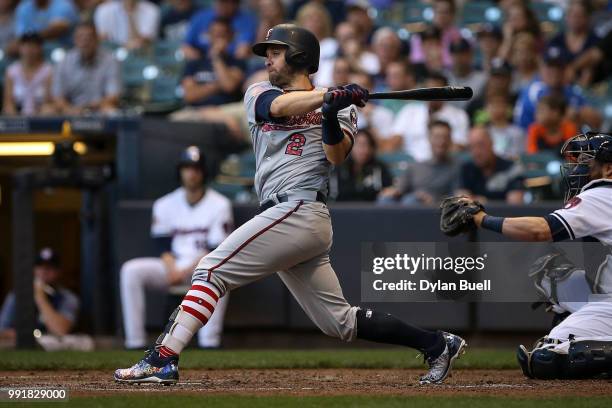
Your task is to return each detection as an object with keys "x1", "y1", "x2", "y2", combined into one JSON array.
[
  {"x1": 120, "y1": 187, "x2": 233, "y2": 349},
  {"x1": 547, "y1": 179, "x2": 612, "y2": 341}
]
